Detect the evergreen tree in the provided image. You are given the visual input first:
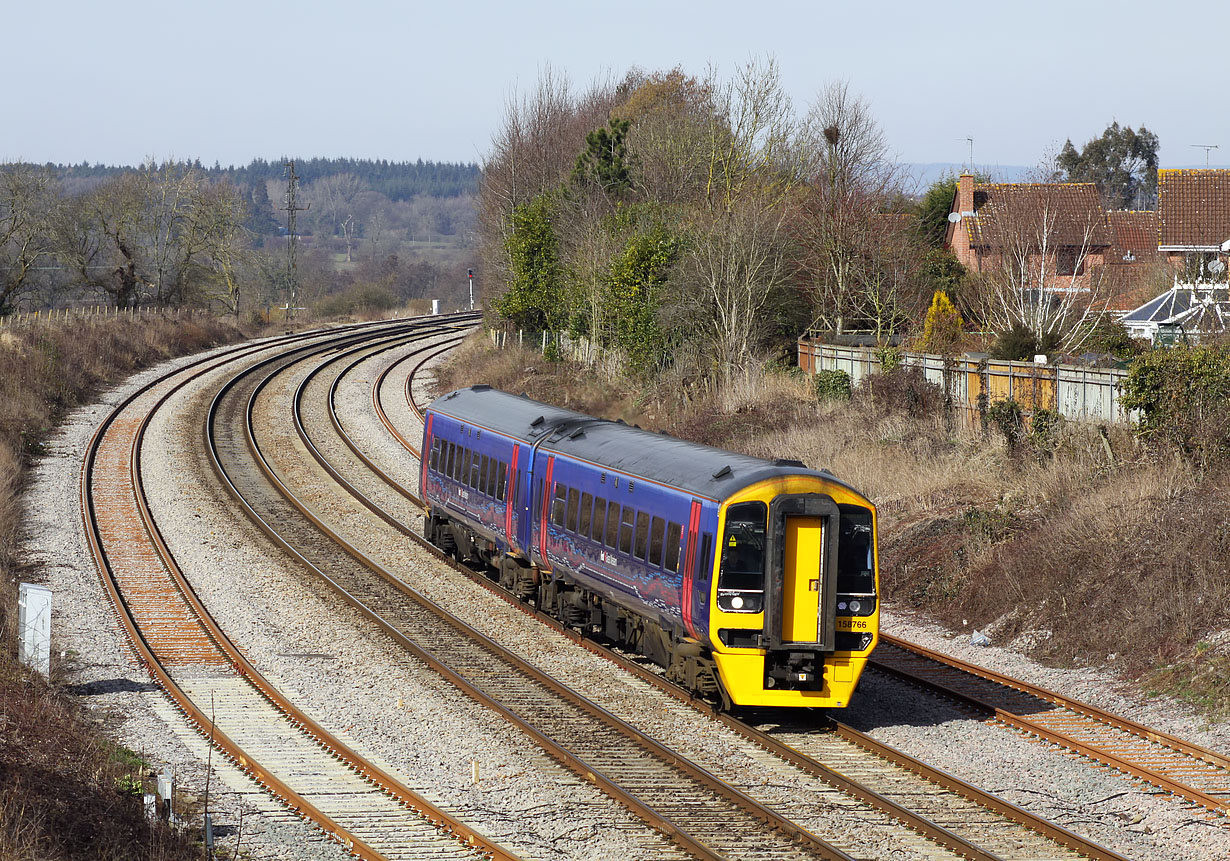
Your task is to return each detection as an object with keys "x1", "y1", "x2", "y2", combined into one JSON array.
[{"x1": 1055, "y1": 122, "x2": 1159, "y2": 209}]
